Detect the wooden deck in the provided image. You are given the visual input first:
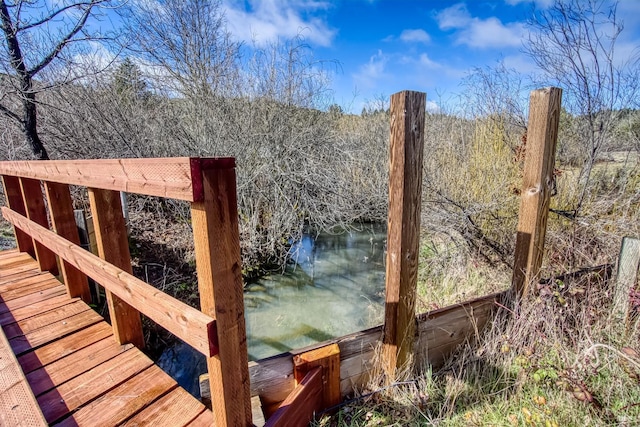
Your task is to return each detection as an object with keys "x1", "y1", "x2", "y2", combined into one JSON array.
[{"x1": 0, "y1": 249, "x2": 213, "y2": 426}]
